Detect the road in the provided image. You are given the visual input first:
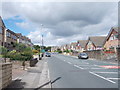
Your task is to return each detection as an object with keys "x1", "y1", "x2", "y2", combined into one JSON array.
[{"x1": 46, "y1": 54, "x2": 119, "y2": 88}]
